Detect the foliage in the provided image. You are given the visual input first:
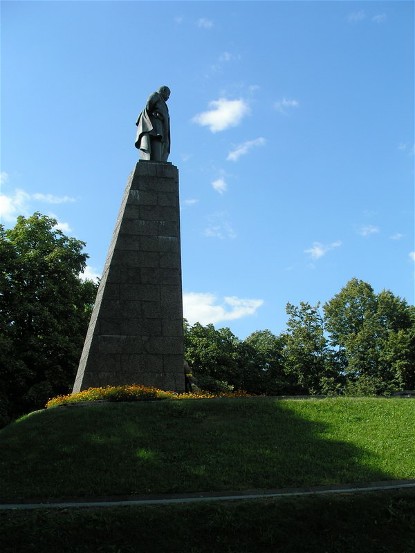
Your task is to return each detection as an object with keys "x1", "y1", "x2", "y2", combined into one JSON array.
[
  {"x1": 282, "y1": 302, "x2": 335, "y2": 394},
  {"x1": 324, "y1": 278, "x2": 415, "y2": 392},
  {"x1": 184, "y1": 278, "x2": 414, "y2": 398},
  {"x1": 240, "y1": 330, "x2": 287, "y2": 394},
  {"x1": 184, "y1": 322, "x2": 291, "y2": 394},
  {"x1": 184, "y1": 321, "x2": 240, "y2": 387},
  {"x1": 343, "y1": 374, "x2": 390, "y2": 397},
  {"x1": 0, "y1": 214, "x2": 98, "y2": 423}
]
